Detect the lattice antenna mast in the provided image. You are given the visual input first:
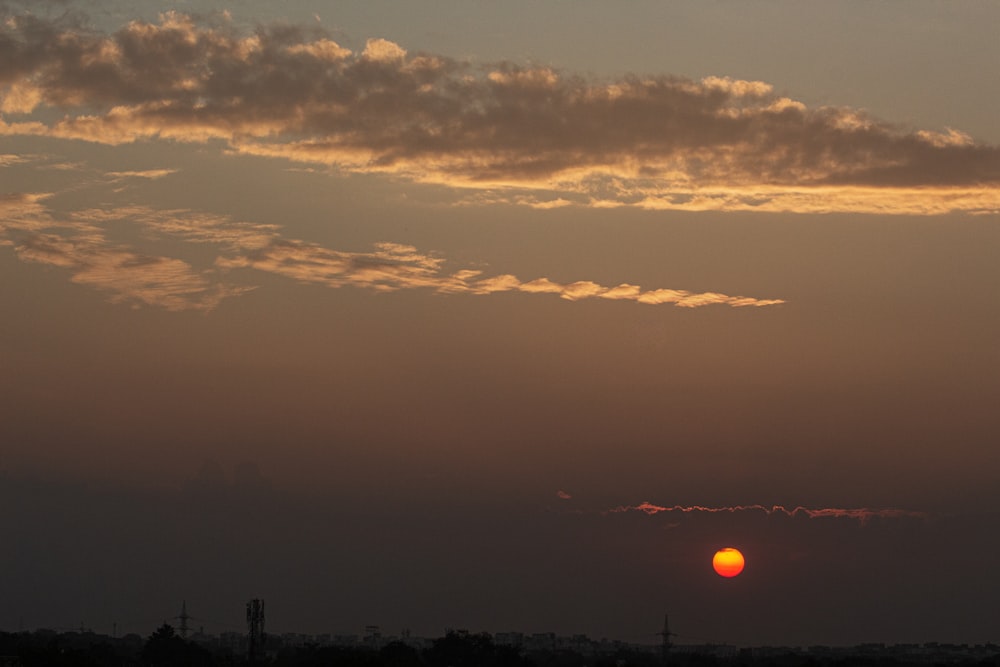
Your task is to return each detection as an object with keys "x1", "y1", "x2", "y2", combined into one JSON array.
[
  {"x1": 246, "y1": 599, "x2": 266, "y2": 663},
  {"x1": 658, "y1": 614, "x2": 677, "y2": 667},
  {"x1": 178, "y1": 601, "x2": 190, "y2": 639}
]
